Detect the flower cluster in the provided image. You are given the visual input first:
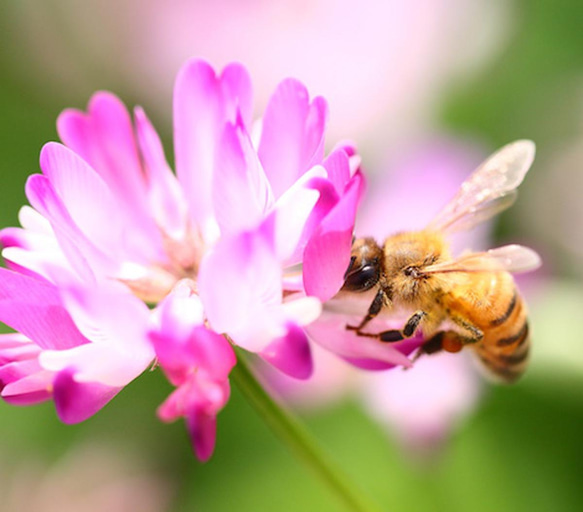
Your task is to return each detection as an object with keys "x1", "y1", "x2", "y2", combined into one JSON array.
[{"x1": 0, "y1": 59, "x2": 377, "y2": 460}]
